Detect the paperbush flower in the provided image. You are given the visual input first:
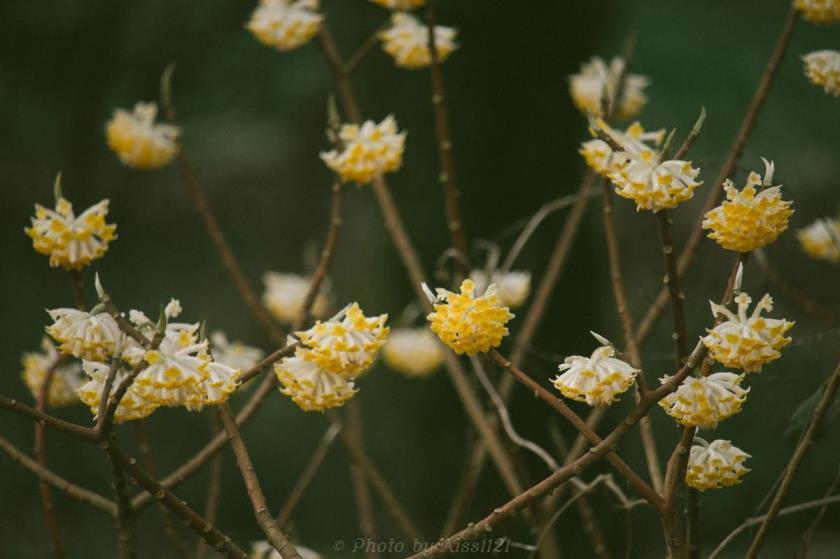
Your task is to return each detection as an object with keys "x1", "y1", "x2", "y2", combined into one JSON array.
[
  {"x1": 803, "y1": 50, "x2": 840, "y2": 96},
  {"x1": 382, "y1": 328, "x2": 445, "y2": 376},
  {"x1": 793, "y1": 0, "x2": 840, "y2": 24},
  {"x1": 469, "y1": 269, "x2": 531, "y2": 309},
  {"x1": 210, "y1": 331, "x2": 265, "y2": 371},
  {"x1": 21, "y1": 337, "x2": 85, "y2": 407},
  {"x1": 552, "y1": 333, "x2": 638, "y2": 407},
  {"x1": 77, "y1": 360, "x2": 159, "y2": 424},
  {"x1": 105, "y1": 102, "x2": 180, "y2": 169},
  {"x1": 275, "y1": 352, "x2": 358, "y2": 412},
  {"x1": 262, "y1": 272, "x2": 330, "y2": 324},
  {"x1": 320, "y1": 115, "x2": 406, "y2": 184},
  {"x1": 609, "y1": 148, "x2": 702, "y2": 212},
  {"x1": 246, "y1": 0, "x2": 323, "y2": 51},
  {"x1": 25, "y1": 197, "x2": 117, "y2": 270},
  {"x1": 702, "y1": 292, "x2": 794, "y2": 373},
  {"x1": 702, "y1": 159, "x2": 793, "y2": 253},
  {"x1": 797, "y1": 217, "x2": 840, "y2": 263},
  {"x1": 569, "y1": 56, "x2": 649, "y2": 119},
  {"x1": 46, "y1": 308, "x2": 122, "y2": 362},
  {"x1": 686, "y1": 439, "x2": 751, "y2": 491},
  {"x1": 379, "y1": 12, "x2": 457, "y2": 69},
  {"x1": 580, "y1": 120, "x2": 664, "y2": 177},
  {"x1": 658, "y1": 372, "x2": 749, "y2": 428},
  {"x1": 424, "y1": 279, "x2": 514, "y2": 356},
  {"x1": 295, "y1": 303, "x2": 389, "y2": 377}
]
